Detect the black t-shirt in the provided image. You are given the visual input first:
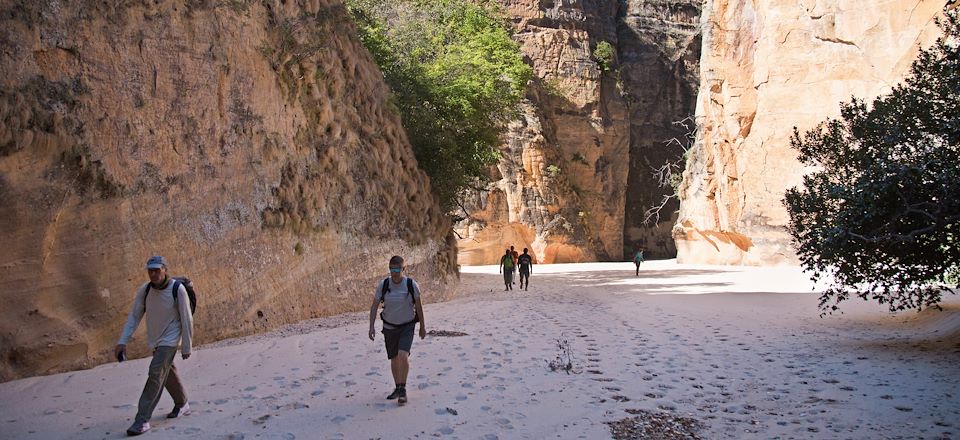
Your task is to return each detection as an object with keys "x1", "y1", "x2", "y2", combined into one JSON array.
[{"x1": 518, "y1": 254, "x2": 532, "y2": 270}]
